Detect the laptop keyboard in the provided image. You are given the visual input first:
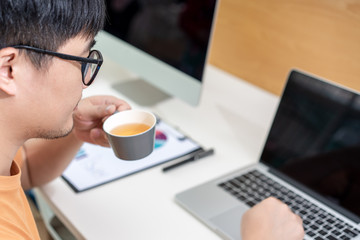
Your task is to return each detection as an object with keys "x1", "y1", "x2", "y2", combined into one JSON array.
[{"x1": 218, "y1": 170, "x2": 360, "y2": 240}]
